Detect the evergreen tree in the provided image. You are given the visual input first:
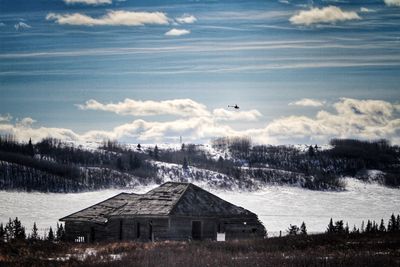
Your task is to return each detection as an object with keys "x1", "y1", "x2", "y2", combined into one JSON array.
[
  {"x1": 182, "y1": 157, "x2": 189, "y2": 170},
  {"x1": 28, "y1": 138, "x2": 35, "y2": 157},
  {"x1": 13, "y1": 217, "x2": 26, "y2": 240},
  {"x1": 129, "y1": 153, "x2": 134, "y2": 170},
  {"x1": 181, "y1": 143, "x2": 185, "y2": 151},
  {"x1": 397, "y1": 215, "x2": 400, "y2": 232},
  {"x1": 0, "y1": 223, "x2": 4, "y2": 242},
  {"x1": 56, "y1": 223, "x2": 66, "y2": 241},
  {"x1": 56, "y1": 223, "x2": 60, "y2": 241},
  {"x1": 154, "y1": 145, "x2": 159, "y2": 160},
  {"x1": 116, "y1": 157, "x2": 123, "y2": 170},
  {"x1": 388, "y1": 214, "x2": 396, "y2": 232},
  {"x1": 129, "y1": 153, "x2": 141, "y2": 170},
  {"x1": 352, "y1": 225, "x2": 359, "y2": 234},
  {"x1": 217, "y1": 156, "x2": 224, "y2": 168},
  {"x1": 47, "y1": 227, "x2": 55, "y2": 241},
  {"x1": 137, "y1": 143, "x2": 141, "y2": 150},
  {"x1": 379, "y1": 219, "x2": 386, "y2": 232},
  {"x1": 300, "y1": 222, "x2": 307, "y2": 235},
  {"x1": 372, "y1": 221, "x2": 378, "y2": 233},
  {"x1": 31, "y1": 222, "x2": 39, "y2": 241},
  {"x1": 327, "y1": 218, "x2": 335, "y2": 233},
  {"x1": 308, "y1": 145, "x2": 315, "y2": 157},
  {"x1": 345, "y1": 222, "x2": 349, "y2": 234},
  {"x1": 129, "y1": 154, "x2": 141, "y2": 169},
  {"x1": 366, "y1": 220, "x2": 372, "y2": 233},
  {"x1": 335, "y1": 220, "x2": 344, "y2": 234},
  {"x1": 57, "y1": 223, "x2": 65, "y2": 241},
  {"x1": 5, "y1": 218, "x2": 14, "y2": 241},
  {"x1": 287, "y1": 224, "x2": 300, "y2": 236}
]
